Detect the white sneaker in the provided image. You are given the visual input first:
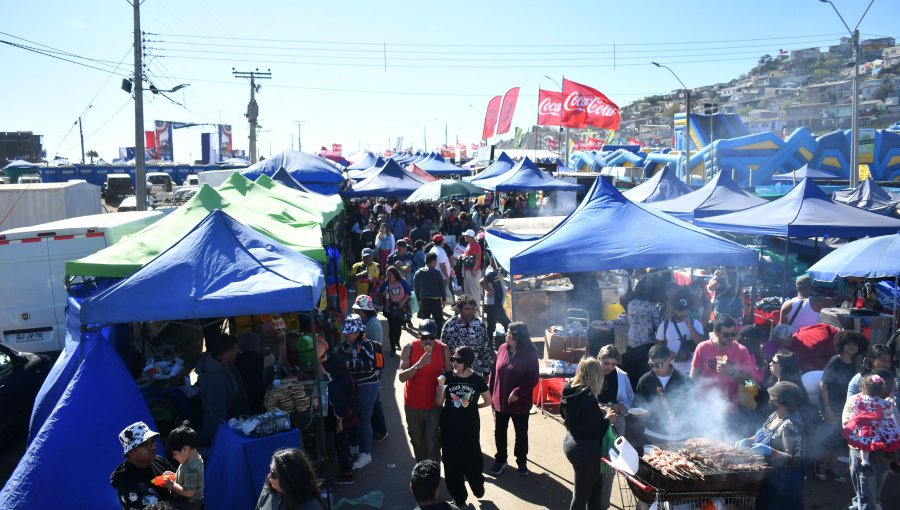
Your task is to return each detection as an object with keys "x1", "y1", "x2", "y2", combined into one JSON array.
[{"x1": 353, "y1": 453, "x2": 372, "y2": 469}]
